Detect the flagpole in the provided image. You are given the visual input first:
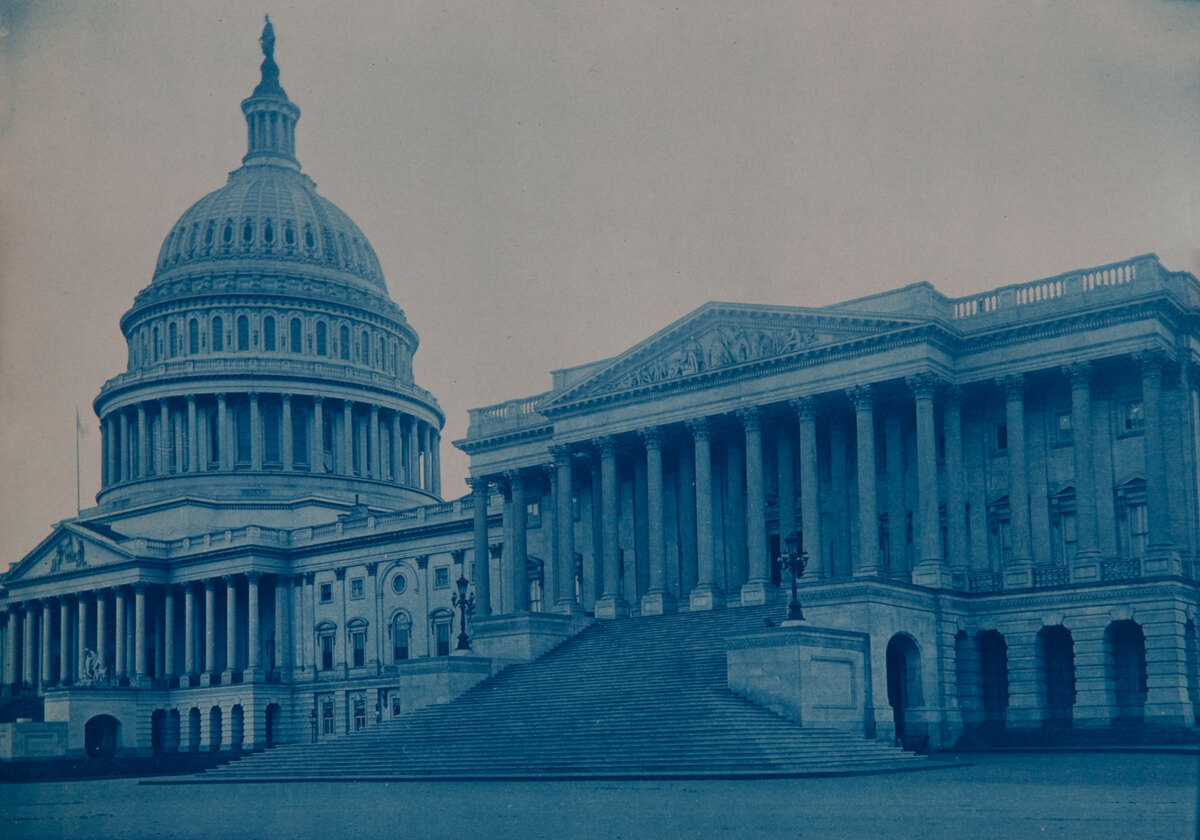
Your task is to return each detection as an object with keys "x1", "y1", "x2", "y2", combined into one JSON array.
[{"x1": 76, "y1": 407, "x2": 82, "y2": 514}]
